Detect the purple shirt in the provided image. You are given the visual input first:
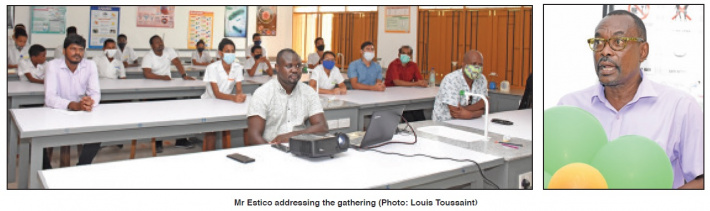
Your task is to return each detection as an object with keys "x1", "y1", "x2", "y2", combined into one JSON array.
[
  {"x1": 44, "y1": 58, "x2": 101, "y2": 110},
  {"x1": 558, "y1": 77, "x2": 703, "y2": 189}
]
